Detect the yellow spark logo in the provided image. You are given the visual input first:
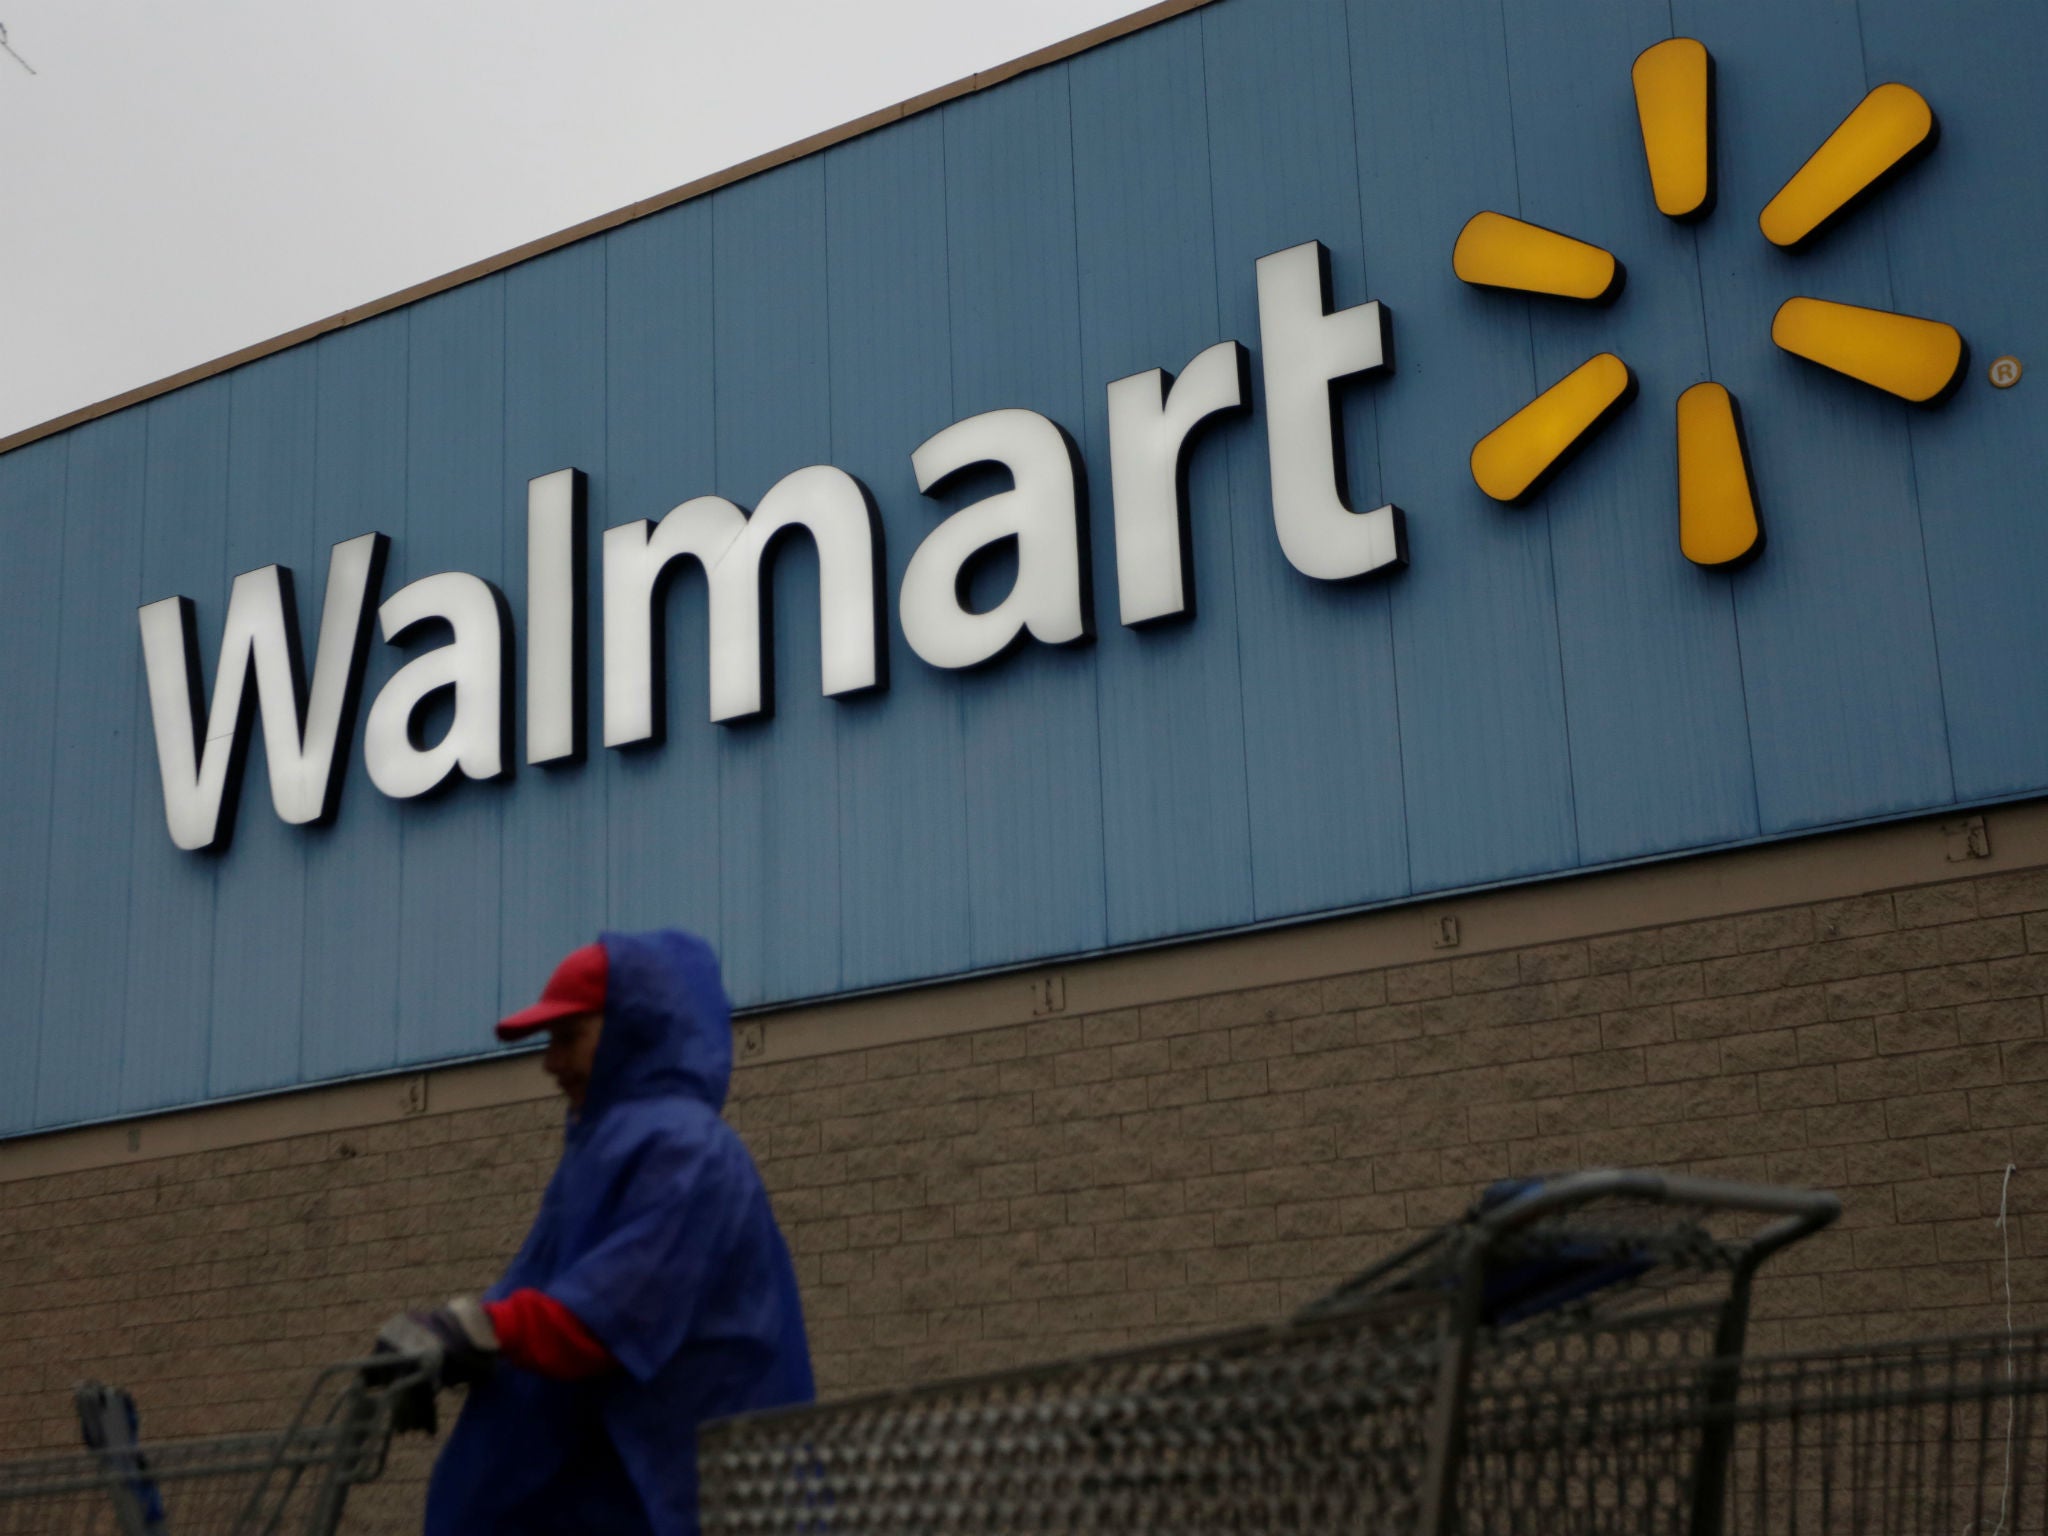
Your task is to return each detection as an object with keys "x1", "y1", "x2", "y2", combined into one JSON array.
[{"x1": 1453, "y1": 39, "x2": 1965, "y2": 568}]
